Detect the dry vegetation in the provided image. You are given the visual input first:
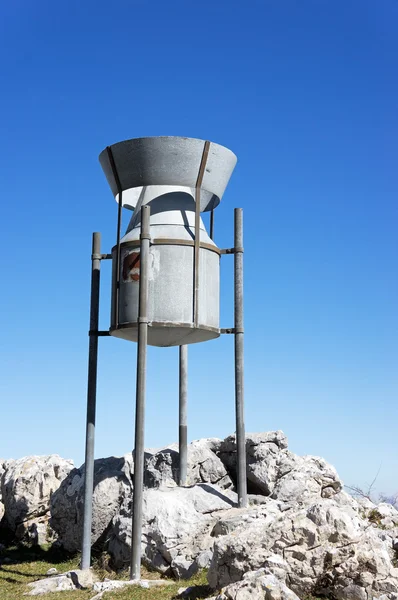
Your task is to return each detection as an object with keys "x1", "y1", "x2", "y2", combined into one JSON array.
[{"x1": 0, "y1": 545, "x2": 210, "y2": 600}]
